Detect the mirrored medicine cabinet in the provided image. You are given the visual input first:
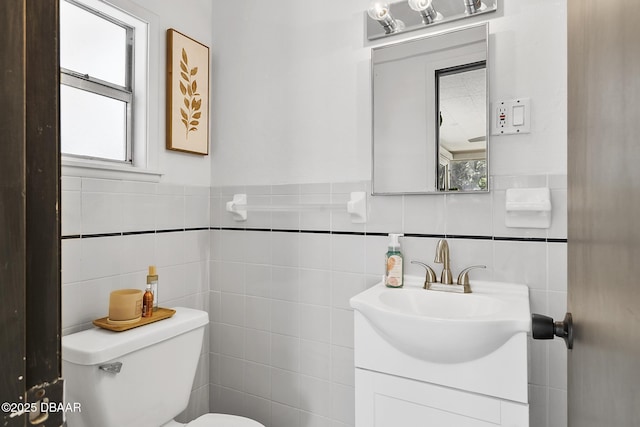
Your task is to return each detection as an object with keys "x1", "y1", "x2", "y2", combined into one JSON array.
[{"x1": 371, "y1": 23, "x2": 489, "y2": 194}]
